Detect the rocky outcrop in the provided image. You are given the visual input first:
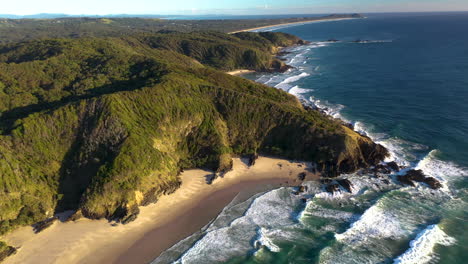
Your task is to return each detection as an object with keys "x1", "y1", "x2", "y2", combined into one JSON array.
[
  {"x1": 297, "y1": 172, "x2": 306, "y2": 181},
  {"x1": 397, "y1": 169, "x2": 442, "y2": 189},
  {"x1": 246, "y1": 153, "x2": 259, "y2": 166},
  {"x1": 337, "y1": 179, "x2": 353, "y2": 193},
  {"x1": 325, "y1": 184, "x2": 340, "y2": 194},
  {"x1": 33, "y1": 216, "x2": 58, "y2": 233},
  {"x1": 0, "y1": 242, "x2": 16, "y2": 262}
]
